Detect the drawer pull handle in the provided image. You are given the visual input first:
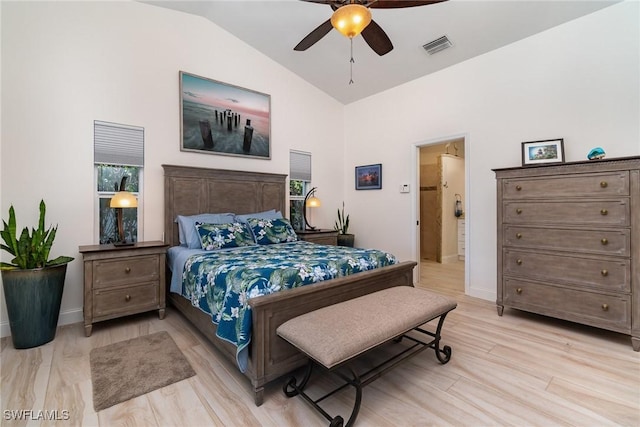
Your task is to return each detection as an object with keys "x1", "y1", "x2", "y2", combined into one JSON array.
[
  {"x1": 516, "y1": 259, "x2": 522, "y2": 265},
  {"x1": 601, "y1": 238, "x2": 608, "y2": 245},
  {"x1": 125, "y1": 267, "x2": 131, "y2": 273},
  {"x1": 600, "y1": 209, "x2": 608, "y2": 215},
  {"x1": 516, "y1": 288, "x2": 523, "y2": 295},
  {"x1": 515, "y1": 185, "x2": 522, "y2": 191},
  {"x1": 601, "y1": 303, "x2": 609, "y2": 311},
  {"x1": 601, "y1": 269, "x2": 608, "y2": 277},
  {"x1": 600, "y1": 181, "x2": 608, "y2": 188},
  {"x1": 125, "y1": 294, "x2": 131, "y2": 302},
  {"x1": 516, "y1": 208, "x2": 522, "y2": 214},
  {"x1": 516, "y1": 233, "x2": 522, "y2": 239}
]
